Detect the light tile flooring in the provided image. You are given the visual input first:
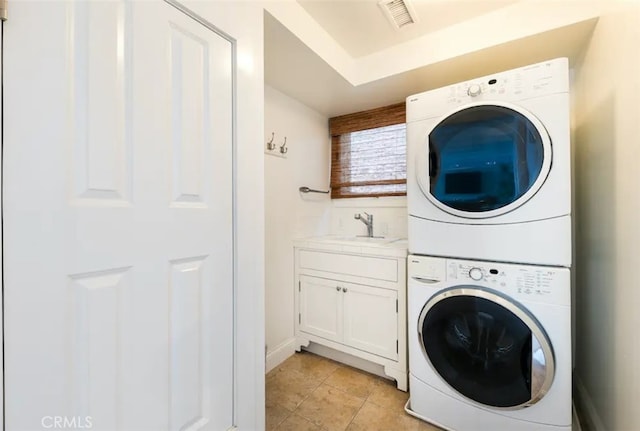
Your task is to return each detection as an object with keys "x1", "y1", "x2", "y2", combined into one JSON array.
[{"x1": 266, "y1": 351, "x2": 442, "y2": 431}]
